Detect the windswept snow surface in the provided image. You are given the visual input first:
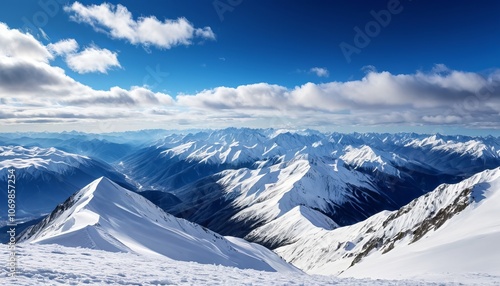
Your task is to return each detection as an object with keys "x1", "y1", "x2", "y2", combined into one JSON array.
[
  {"x1": 275, "y1": 167, "x2": 500, "y2": 284},
  {"x1": 19, "y1": 177, "x2": 296, "y2": 272},
  {"x1": 1, "y1": 244, "x2": 494, "y2": 286}
]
